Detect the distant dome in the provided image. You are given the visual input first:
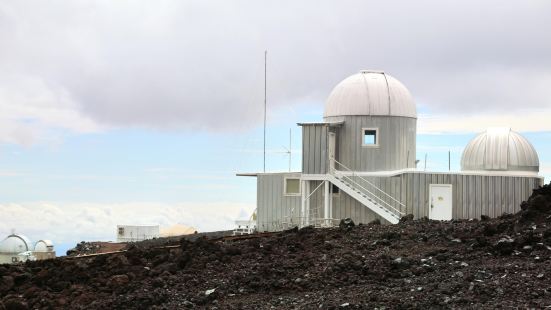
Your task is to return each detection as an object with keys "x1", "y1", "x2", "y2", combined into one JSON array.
[
  {"x1": 323, "y1": 70, "x2": 416, "y2": 118},
  {"x1": 34, "y1": 240, "x2": 54, "y2": 252},
  {"x1": 0, "y1": 234, "x2": 32, "y2": 254},
  {"x1": 461, "y1": 128, "x2": 539, "y2": 173}
]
